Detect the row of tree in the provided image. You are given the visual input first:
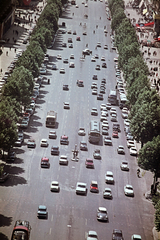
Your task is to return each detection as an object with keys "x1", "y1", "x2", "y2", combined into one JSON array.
[
  {"x1": 0, "y1": 0, "x2": 64, "y2": 153},
  {"x1": 109, "y1": 0, "x2": 160, "y2": 231}
]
